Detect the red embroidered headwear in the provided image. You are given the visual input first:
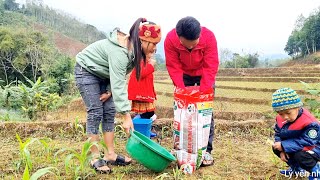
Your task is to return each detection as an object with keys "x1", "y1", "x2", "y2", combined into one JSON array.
[{"x1": 139, "y1": 22, "x2": 161, "y2": 44}]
